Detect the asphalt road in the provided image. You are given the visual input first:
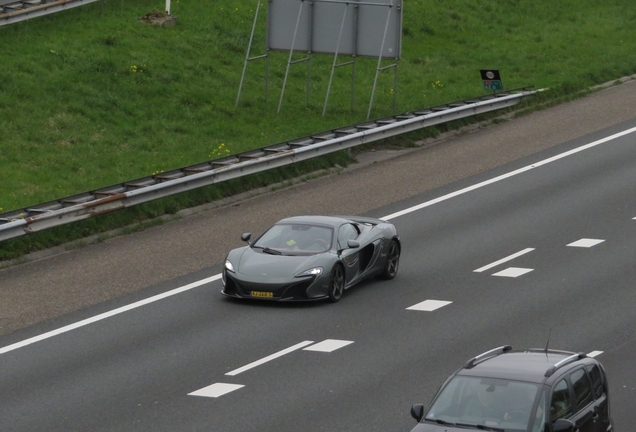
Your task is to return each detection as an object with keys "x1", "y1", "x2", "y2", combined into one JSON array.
[{"x1": 1, "y1": 79, "x2": 636, "y2": 431}]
